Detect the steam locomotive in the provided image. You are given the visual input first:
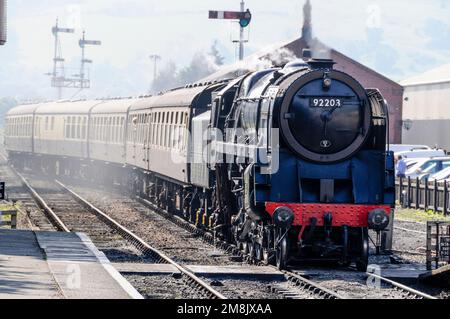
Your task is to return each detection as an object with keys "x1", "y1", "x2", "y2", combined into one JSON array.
[{"x1": 4, "y1": 57, "x2": 395, "y2": 270}]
